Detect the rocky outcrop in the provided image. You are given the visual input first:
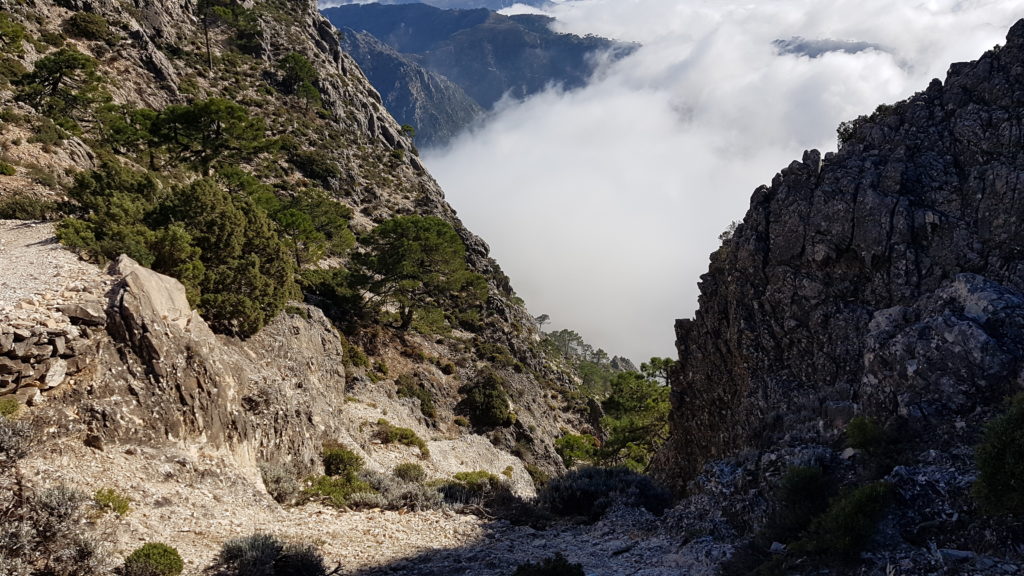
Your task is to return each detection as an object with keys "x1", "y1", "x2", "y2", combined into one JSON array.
[
  {"x1": 660, "y1": 21, "x2": 1024, "y2": 489},
  {"x1": 651, "y1": 22, "x2": 1024, "y2": 571},
  {"x1": 53, "y1": 255, "x2": 350, "y2": 470}
]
